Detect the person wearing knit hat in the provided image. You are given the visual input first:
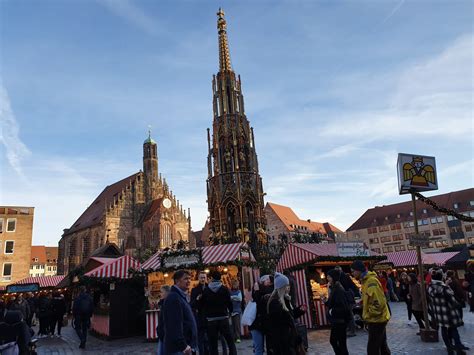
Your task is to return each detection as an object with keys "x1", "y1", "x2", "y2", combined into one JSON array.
[
  {"x1": 273, "y1": 272, "x2": 289, "y2": 290},
  {"x1": 265, "y1": 272, "x2": 307, "y2": 354},
  {"x1": 351, "y1": 260, "x2": 391, "y2": 354},
  {"x1": 324, "y1": 268, "x2": 350, "y2": 355}
]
